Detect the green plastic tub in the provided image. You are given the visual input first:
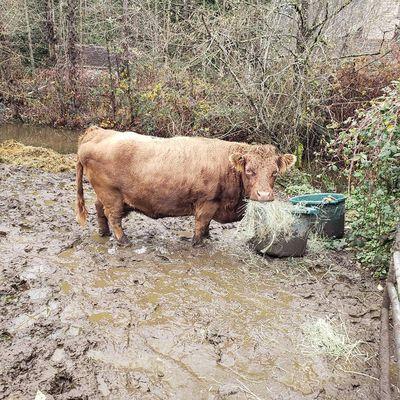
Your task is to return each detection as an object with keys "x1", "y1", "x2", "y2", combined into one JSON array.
[
  {"x1": 252, "y1": 206, "x2": 318, "y2": 257},
  {"x1": 289, "y1": 193, "x2": 346, "y2": 239}
]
